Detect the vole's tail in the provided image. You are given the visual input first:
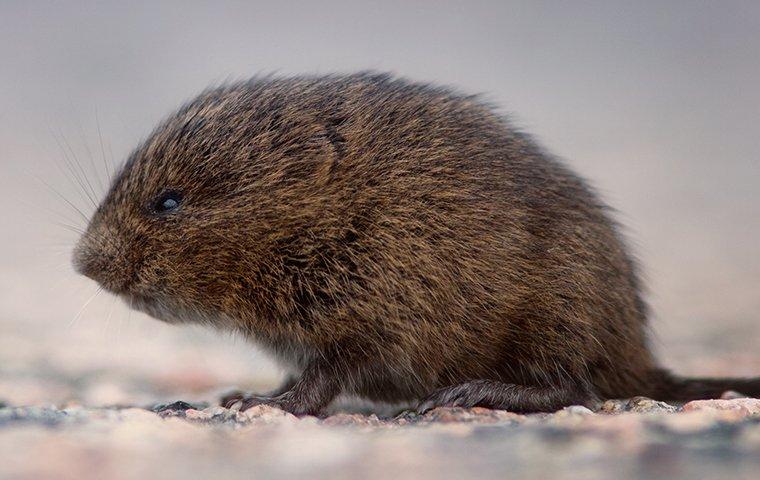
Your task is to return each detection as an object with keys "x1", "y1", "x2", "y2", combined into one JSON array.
[{"x1": 651, "y1": 368, "x2": 760, "y2": 401}]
